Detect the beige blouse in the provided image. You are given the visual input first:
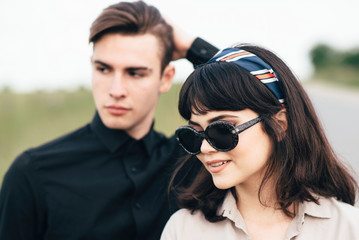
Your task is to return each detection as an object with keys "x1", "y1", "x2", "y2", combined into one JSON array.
[{"x1": 161, "y1": 192, "x2": 359, "y2": 240}]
